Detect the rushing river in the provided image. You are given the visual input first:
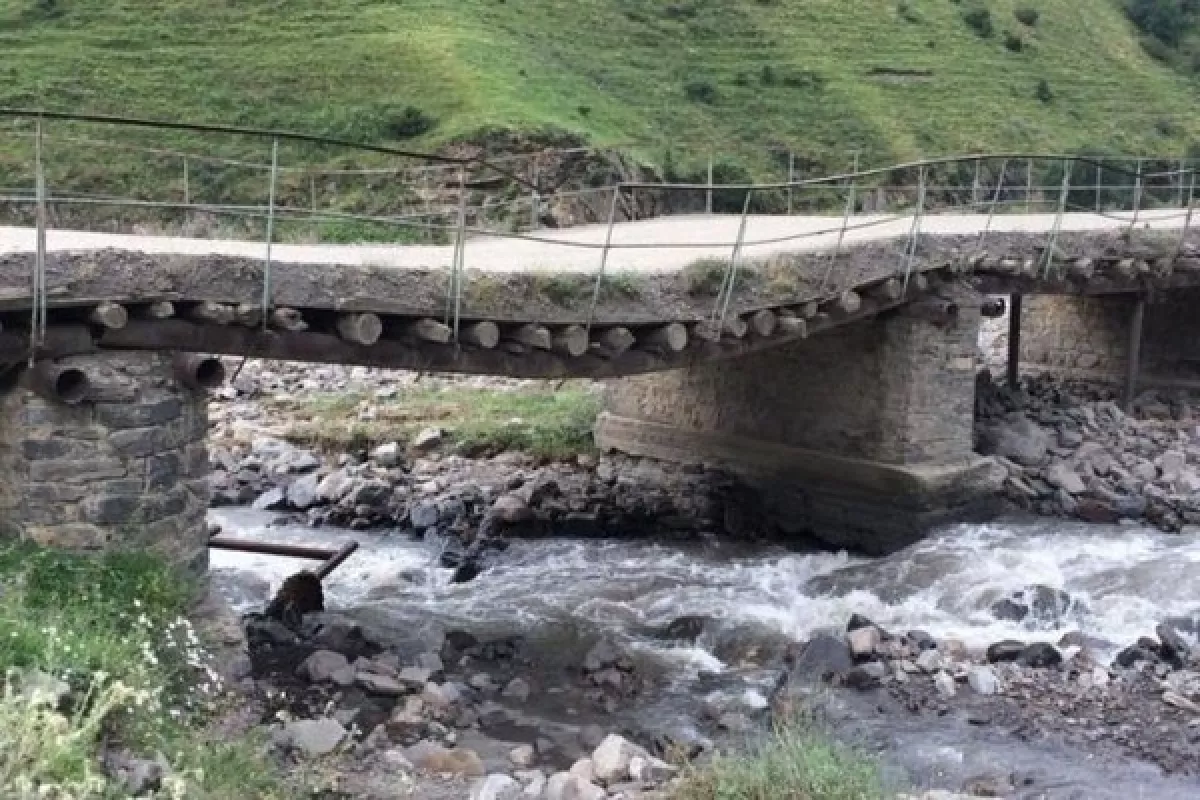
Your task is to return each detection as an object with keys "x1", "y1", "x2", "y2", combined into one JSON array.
[{"x1": 210, "y1": 509, "x2": 1200, "y2": 798}]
